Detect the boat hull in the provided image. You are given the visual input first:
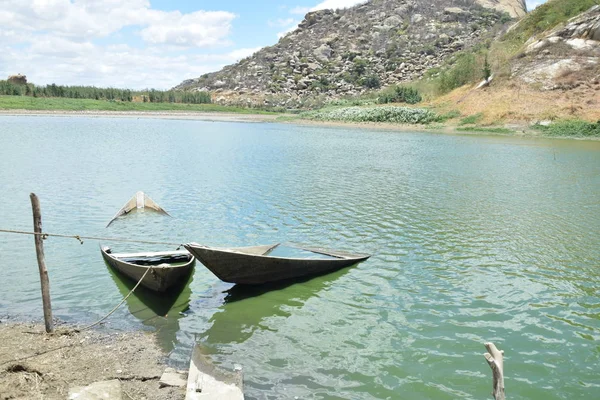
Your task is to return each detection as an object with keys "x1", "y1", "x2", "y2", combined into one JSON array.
[
  {"x1": 101, "y1": 247, "x2": 195, "y2": 292},
  {"x1": 184, "y1": 243, "x2": 369, "y2": 285}
]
